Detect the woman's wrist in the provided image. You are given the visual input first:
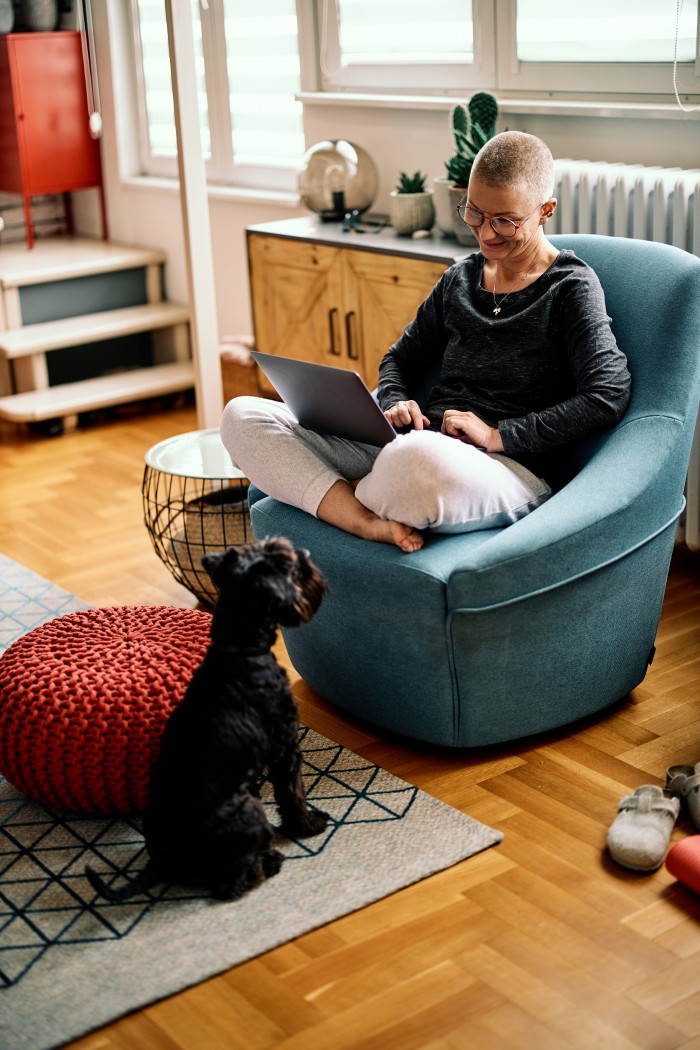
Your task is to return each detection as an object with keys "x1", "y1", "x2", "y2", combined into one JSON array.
[{"x1": 488, "y1": 426, "x2": 504, "y2": 453}]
